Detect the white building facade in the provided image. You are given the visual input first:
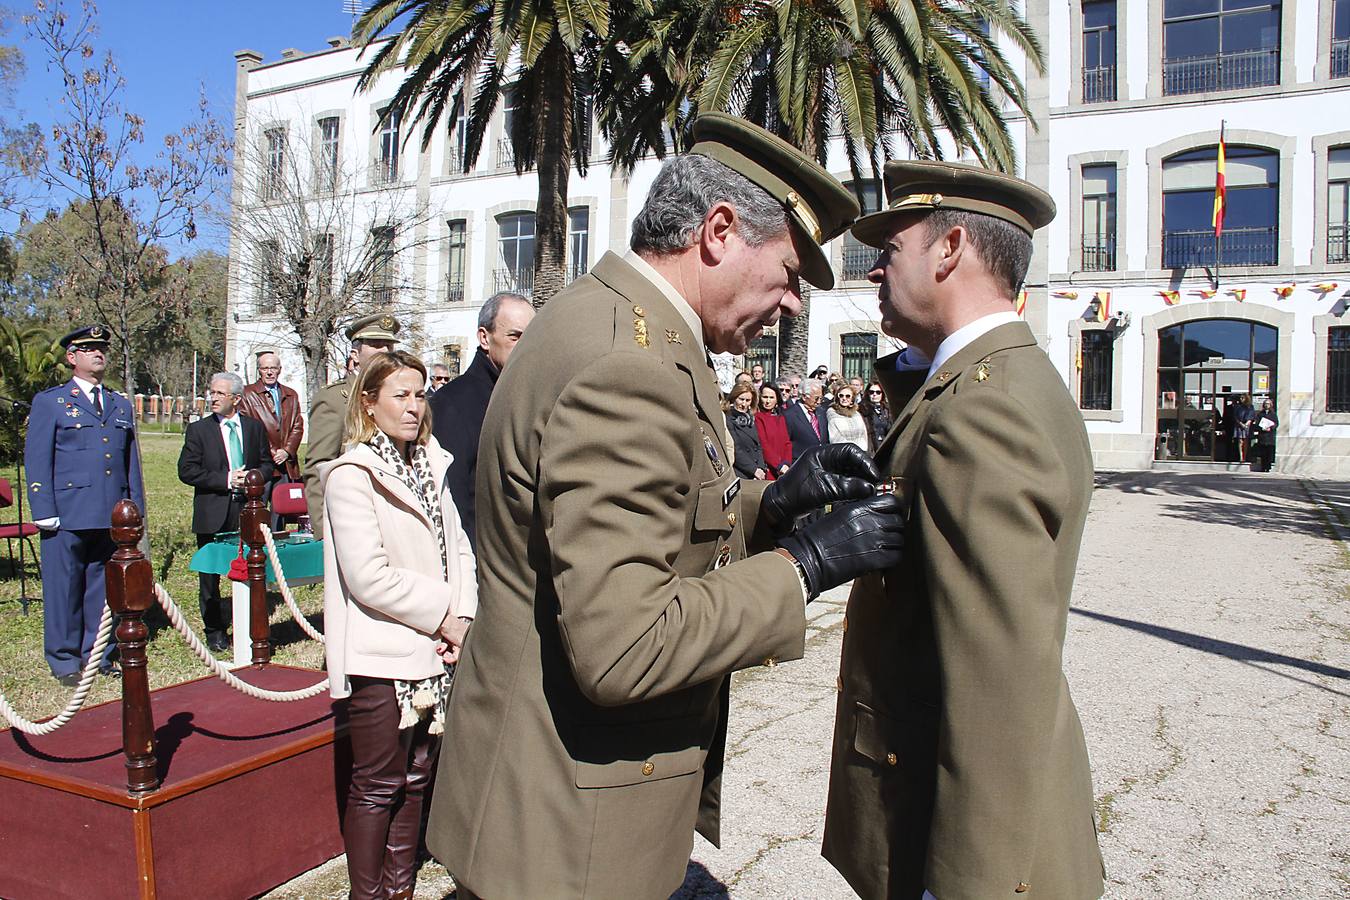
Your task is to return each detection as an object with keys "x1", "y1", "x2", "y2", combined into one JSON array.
[{"x1": 227, "y1": 0, "x2": 1350, "y2": 474}]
